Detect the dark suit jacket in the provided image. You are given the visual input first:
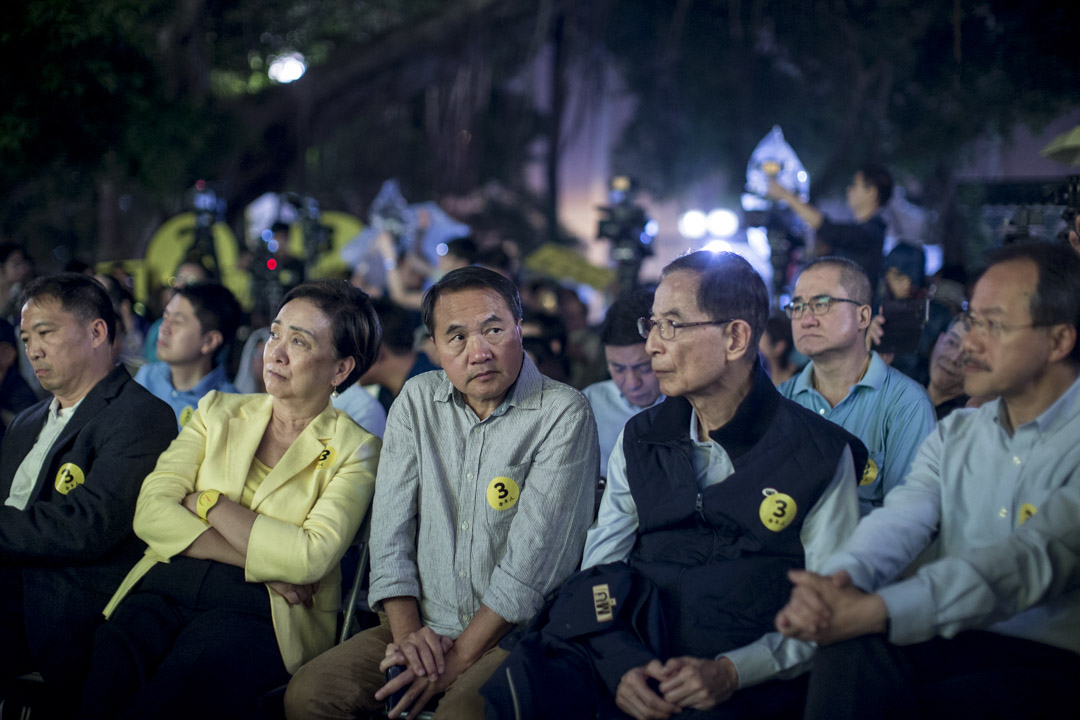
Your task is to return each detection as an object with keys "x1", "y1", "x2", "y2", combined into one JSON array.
[{"x1": 0, "y1": 364, "x2": 176, "y2": 678}]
